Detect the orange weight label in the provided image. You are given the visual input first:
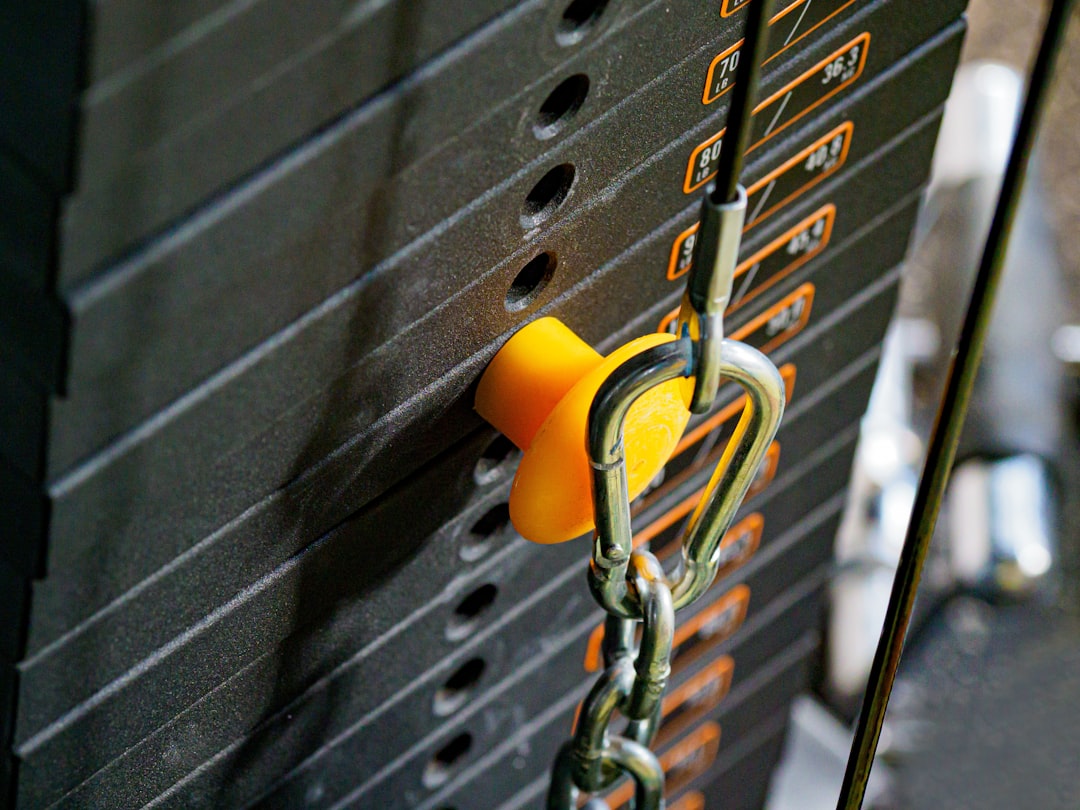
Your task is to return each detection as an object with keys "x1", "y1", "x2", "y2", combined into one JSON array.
[
  {"x1": 728, "y1": 205, "x2": 834, "y2": 311},
  {"x1": 667, "y1": 221, "x2": 703, "y2": 282},
  {"x1": 744, "y1": 123, "x2": 851, "y2": 227},
  {"x1": 686, "y1": 34, "x2": 869, "y2": 193},
  {"x1": 705, "y1": 0, "x2": 859, "y2": 104},
  {"x1": 669, "y1": 793, "x2": 706, "y2": 810},
  {"x1": 631, "y1": 363, "x2": 792, "y2": 518},
  {"x1": 670, "y1": 585, "x2": 751, "y2": 671},
  {"x1": 721, "y1": 0, "x2": 806, "y2": 16},
  {"x1": 721, "y1": 0, "x2": 808, "y2": 17},
  {"x1": 703, "y1": 40, "x2": 745, "y2": 104},
  {"x1": 584, "y1": 582, "x2": 752, "y2": 673},
  {"x1": 721, "y1": 0, "x2": 755, "y2": 15},
  {"x1": 576, "y1": 654, "x2": 733, "y2": 743},
  {"x1": 675, "y1": 363, "x2": 795, "y2": 460},
  {"x1": 661, "y1": 657, "x2": 735, "y2": 725},
  {"x1": 668, "y1": 123, "x2": 851, "y2": 280},
  {"x1": 664, "y1": 722, "x2": 723, "y2": 793},
  {"x1": 734, "y1": 282, "x2": 815, "y2": 354},
  {"x1": 670, "y1": 203, "x2": 833, "y2": 317},
  {"x1": 658, "y1": 283, "x2": 814, "y2": 357},
  {"x1": 748, "y1": 441, "x2": 781, "y2": 500}
]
